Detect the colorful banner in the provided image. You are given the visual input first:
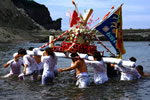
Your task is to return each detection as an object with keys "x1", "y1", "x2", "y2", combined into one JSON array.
[{"x1": 96, "y1": 4, "x2": 126, "y2": 57}]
